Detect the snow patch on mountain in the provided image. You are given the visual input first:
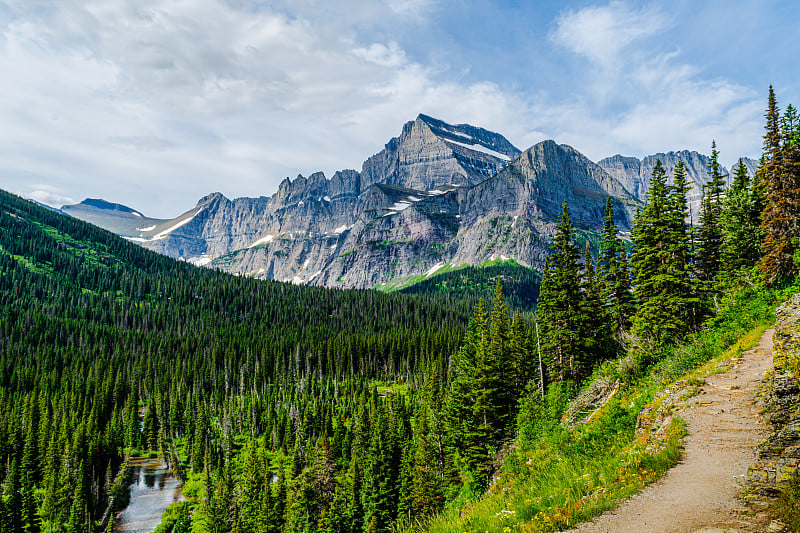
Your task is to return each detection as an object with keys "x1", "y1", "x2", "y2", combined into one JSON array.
[
  {"x1": 249, "y1": 234, "x2": 275, "y2": 248},
  {"x1": 425, "y1": 262, "x2": 444, "y2": 277},
  {"x1": 151, "y1": 208, "x2": 203, "y2": 240},
  {"x1": 444, "y1": 139, "x2": 511, "y2": 161},
  {"x1": 189, "y1": 256, "x2": 212, "y2": 266}
]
